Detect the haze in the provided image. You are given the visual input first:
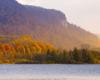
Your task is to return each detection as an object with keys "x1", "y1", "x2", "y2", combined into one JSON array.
[{"x1": 17, "y1": 0, "x2": 100, "y2": 34}]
